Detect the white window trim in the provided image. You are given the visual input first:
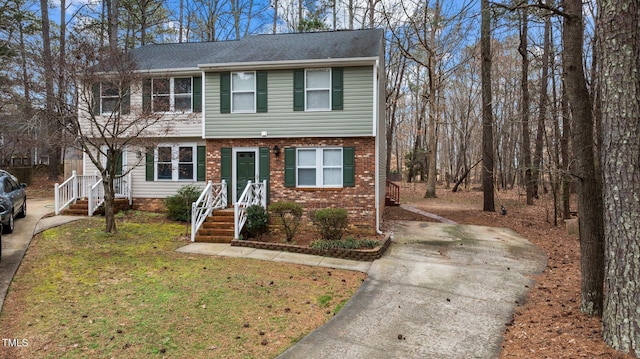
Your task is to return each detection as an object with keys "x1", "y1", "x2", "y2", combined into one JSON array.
[
  {"x1": 151, "y1": 77, "x2": 193, "y2": 114},
  {"x1": 100, "y1": 82, "x2": 120, "y2": 115},
  {"x1": 304, "y1": 68, "x2": 331, "y2": 112},
  {"x1": 231, "y1": 71, "x2": 256, "y2": 113},
  {"x1": 154, "y1": 143, "x2": 197, "y2": 181},
  {"x1": 296, "y1": 147, "x2": 343, "y2": 188}
]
